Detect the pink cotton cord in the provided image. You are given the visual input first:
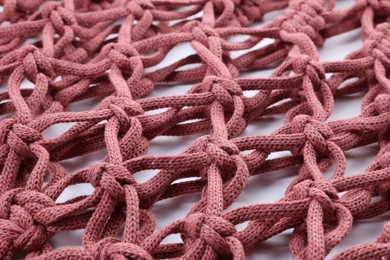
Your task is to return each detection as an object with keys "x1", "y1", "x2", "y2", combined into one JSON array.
[{"x1": 0, "y1": 0, "x2": 390, "y2": 259}]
